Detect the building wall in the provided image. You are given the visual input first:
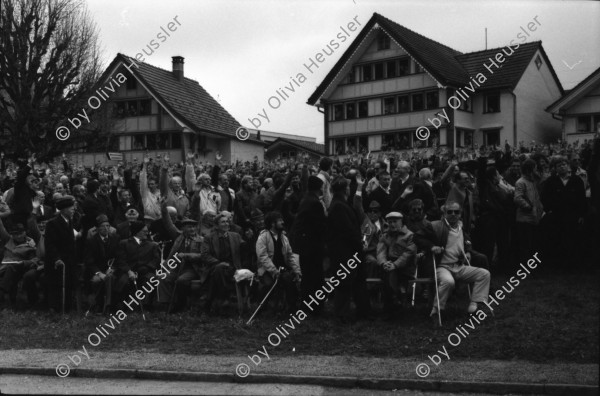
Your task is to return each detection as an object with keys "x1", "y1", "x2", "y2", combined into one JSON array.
[
  {"x1": 566, "y1": 84, "x2": 600, "y2": 114},
  {"x1": 230, "y1": 139, "x2": 265, "y2": 162},
  {"x1": 324, "y1": 31, "x2": 442, "y2": 153},
  {"x1": 513, "y1": 49, "x2": 562, "y2": 144}
]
